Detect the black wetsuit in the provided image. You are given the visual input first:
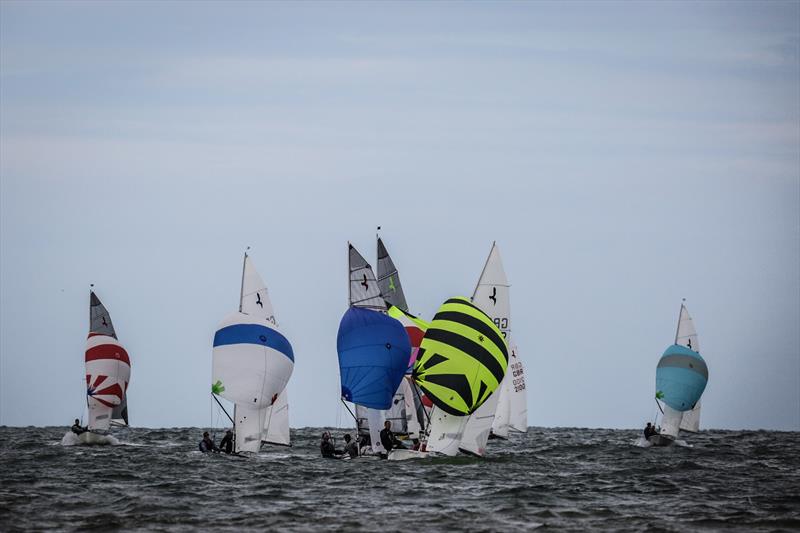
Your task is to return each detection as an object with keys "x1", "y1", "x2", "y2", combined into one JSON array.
[
  {"x1": 644, "y1": 426, "x2": 655, "y2": 439},
  {"x1": 343, "y1": 441, "x2": 358, "y2": 458},
  {"x1": 199, "y1": 437, "x2": 218, "y2": 453},
  {"x1": 71, "y1": 424, "x2": 86, "y2": 435},
  {"x1": 220, "y1": 433, "x2": 233, "y2": 454},
  {"x1": 380, "y1": 428, "x2": 395, "y2": 453},
  {"x1": 320, "y1": 440, "x2": 337, "y2": 458}
]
